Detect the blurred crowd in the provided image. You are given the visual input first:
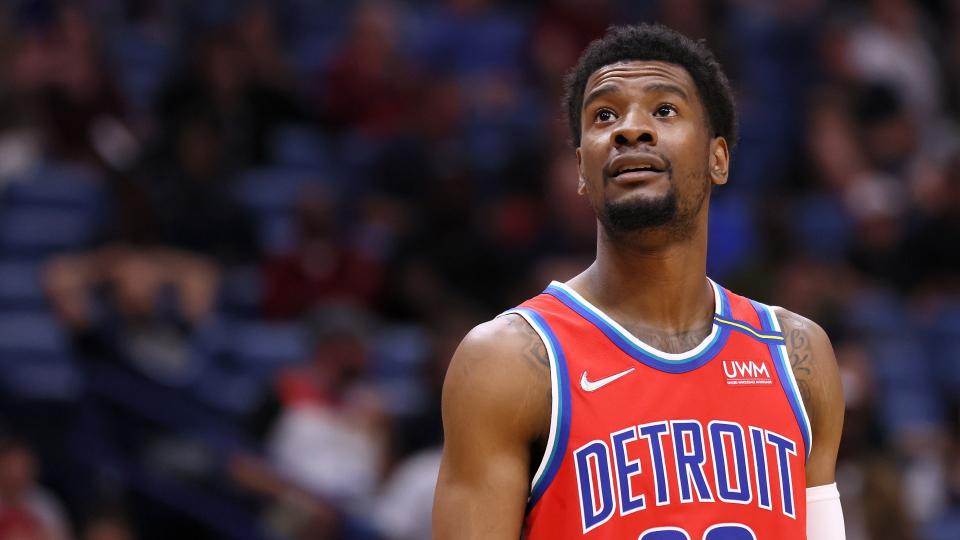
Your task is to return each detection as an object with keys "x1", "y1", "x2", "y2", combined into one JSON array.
[{"x1": 0, "y1": 0, "x2": 958, "y2": 538}]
